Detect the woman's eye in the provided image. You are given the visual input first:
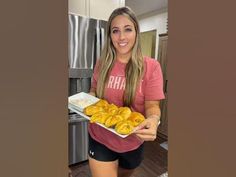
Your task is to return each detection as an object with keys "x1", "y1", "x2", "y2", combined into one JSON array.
[
  {"x1": 112, "y1": 29, "x2": 119, "y2": 34},
  {"x1": 125, "y1": 28, "x2": 132, "y2": 32}
]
